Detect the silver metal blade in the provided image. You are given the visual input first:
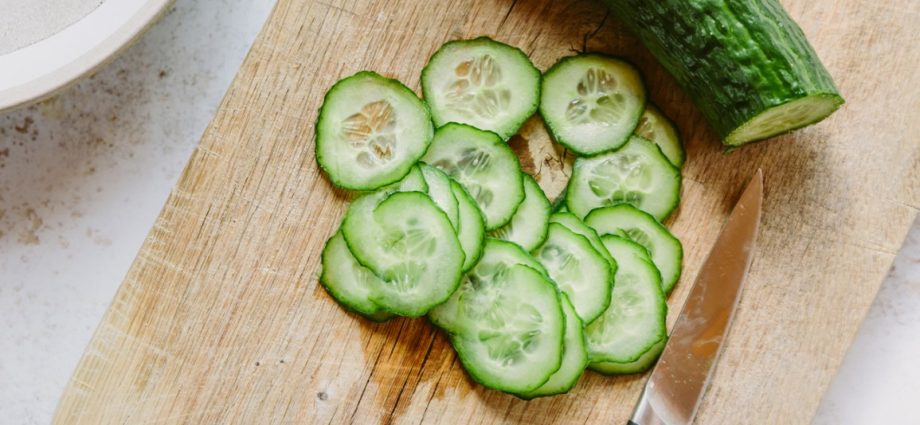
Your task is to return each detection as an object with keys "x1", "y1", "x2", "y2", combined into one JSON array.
[{"x1": 630, "y1": 169, "x2": 764, "y2": 425}]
